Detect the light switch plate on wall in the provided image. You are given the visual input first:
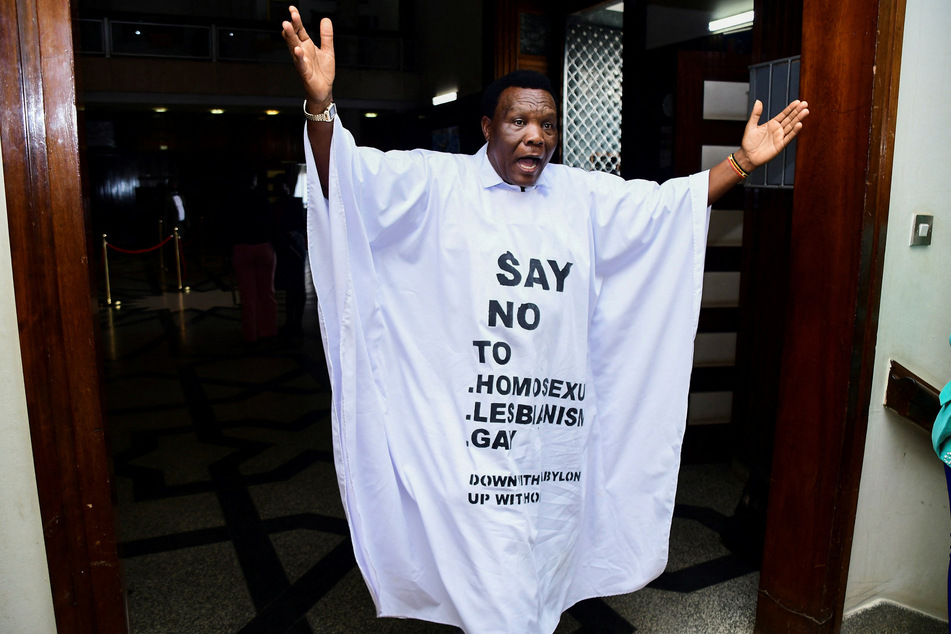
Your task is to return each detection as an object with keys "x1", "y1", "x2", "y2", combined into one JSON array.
[{"x1": 910, "y1": 214, "x2": 933, "y2": 246}]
